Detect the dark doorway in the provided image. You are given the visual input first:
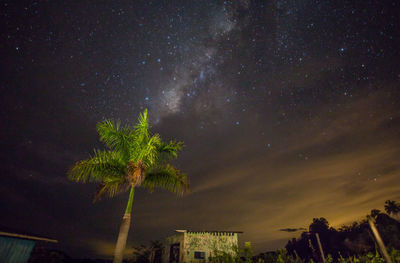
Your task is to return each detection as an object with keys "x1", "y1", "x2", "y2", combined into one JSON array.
[{"x1": 169, "y1": 243, "x2": 180, "y2": 263}]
